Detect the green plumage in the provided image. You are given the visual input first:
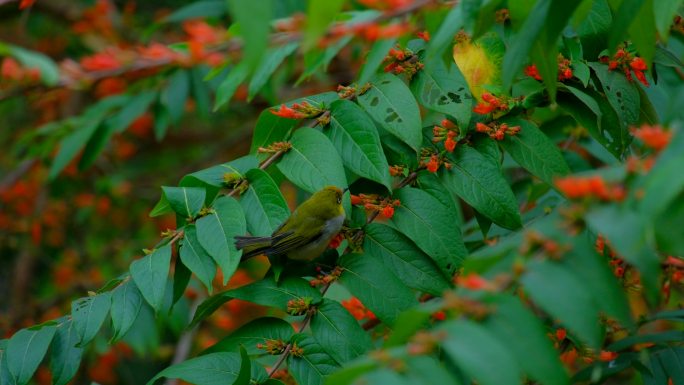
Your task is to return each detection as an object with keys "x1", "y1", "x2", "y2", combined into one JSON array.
[{"x1": 235, "y1": 186, "x2": 346, "y2": 261}]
